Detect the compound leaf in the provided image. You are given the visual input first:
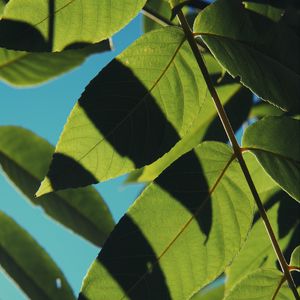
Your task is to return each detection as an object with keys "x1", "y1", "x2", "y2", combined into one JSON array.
[
  {"x1": 37, "y1": 26, "x2": 211, "y2": 195},
  {"x1": 79, "y1": 142, "x2": 253, "y2": 300},
  {"x1": 193, "y1": 0, "x2": 300, "y2": 113}
]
